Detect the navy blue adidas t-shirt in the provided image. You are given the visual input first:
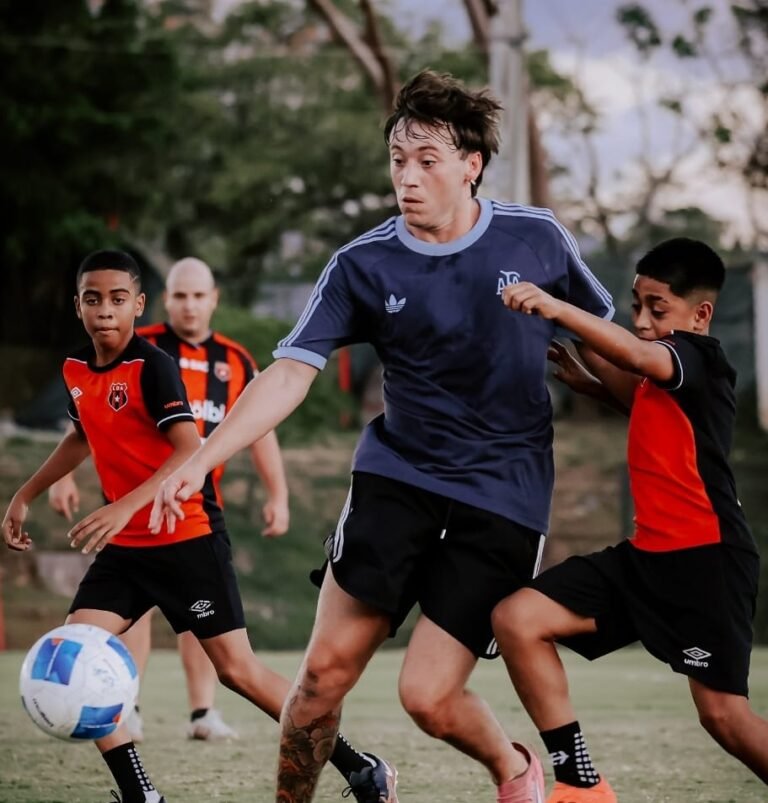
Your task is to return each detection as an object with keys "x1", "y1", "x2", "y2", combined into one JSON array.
[{"x1": 274, "y1": 198, "x2": 614, "y2": 532}]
